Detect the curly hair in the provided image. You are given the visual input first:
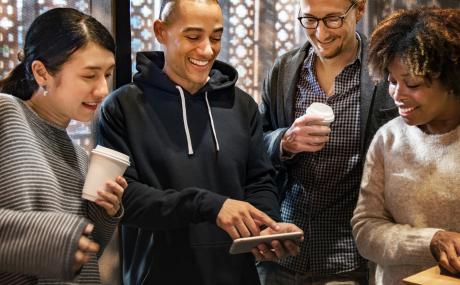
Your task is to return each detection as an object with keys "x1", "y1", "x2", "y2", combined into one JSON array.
[{"x1": 368, "y1": 7, "x2": 460, "y2": 97}]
